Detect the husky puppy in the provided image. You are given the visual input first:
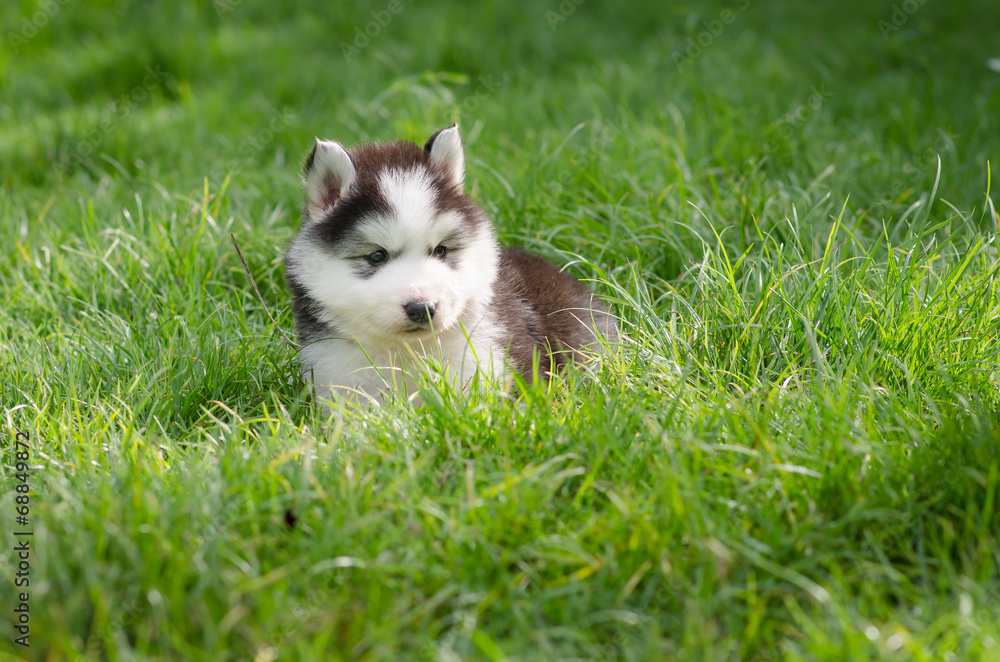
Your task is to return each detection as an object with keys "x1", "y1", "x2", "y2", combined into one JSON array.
[{"x1": 284, "y1": 125, "x2": 615, "y2": 404}]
